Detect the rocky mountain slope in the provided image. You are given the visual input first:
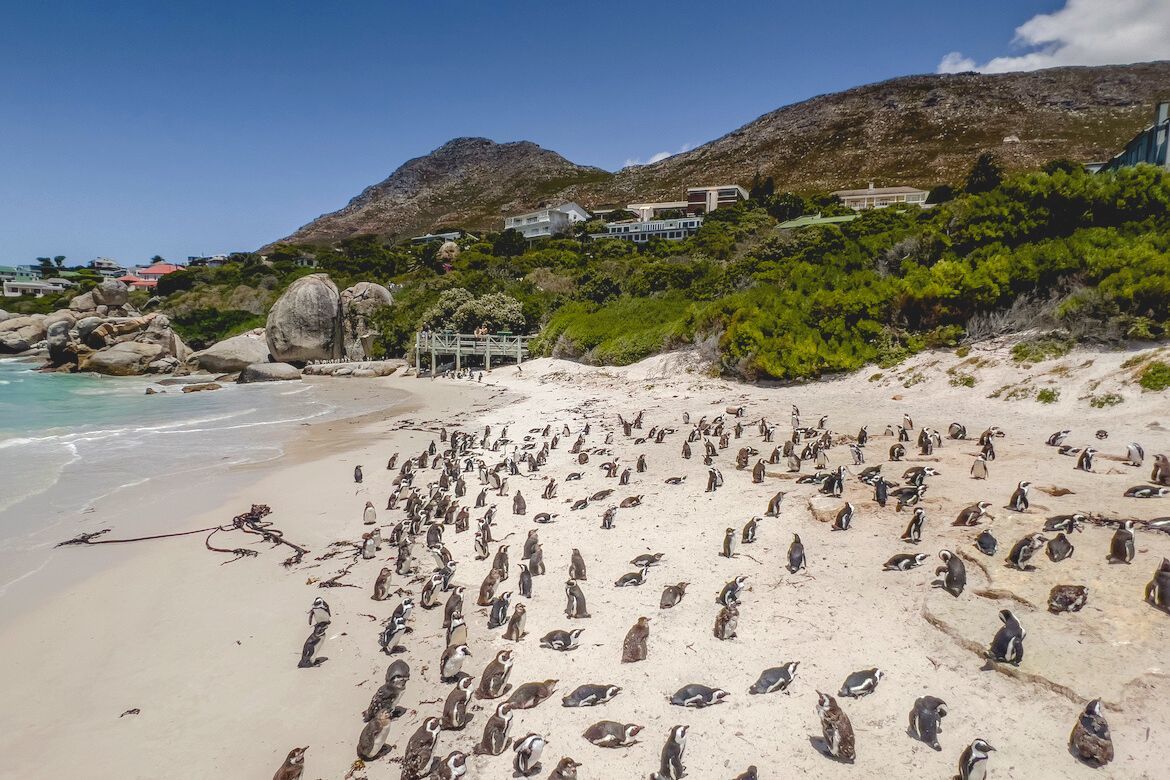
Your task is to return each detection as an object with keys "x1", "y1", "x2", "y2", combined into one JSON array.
[{"x1": 276, "y1": 61, "x2": 1170, "y2": 245}]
